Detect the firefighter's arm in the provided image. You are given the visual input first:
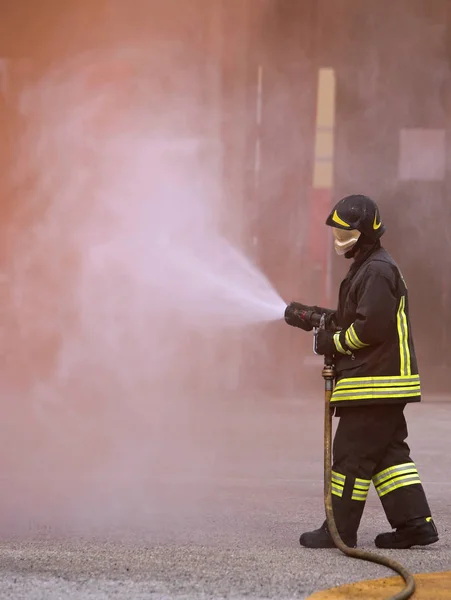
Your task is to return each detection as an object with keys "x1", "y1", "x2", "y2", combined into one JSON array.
[{"x1": 334, "y1": 265, "x2": 397, "y2": 355}]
